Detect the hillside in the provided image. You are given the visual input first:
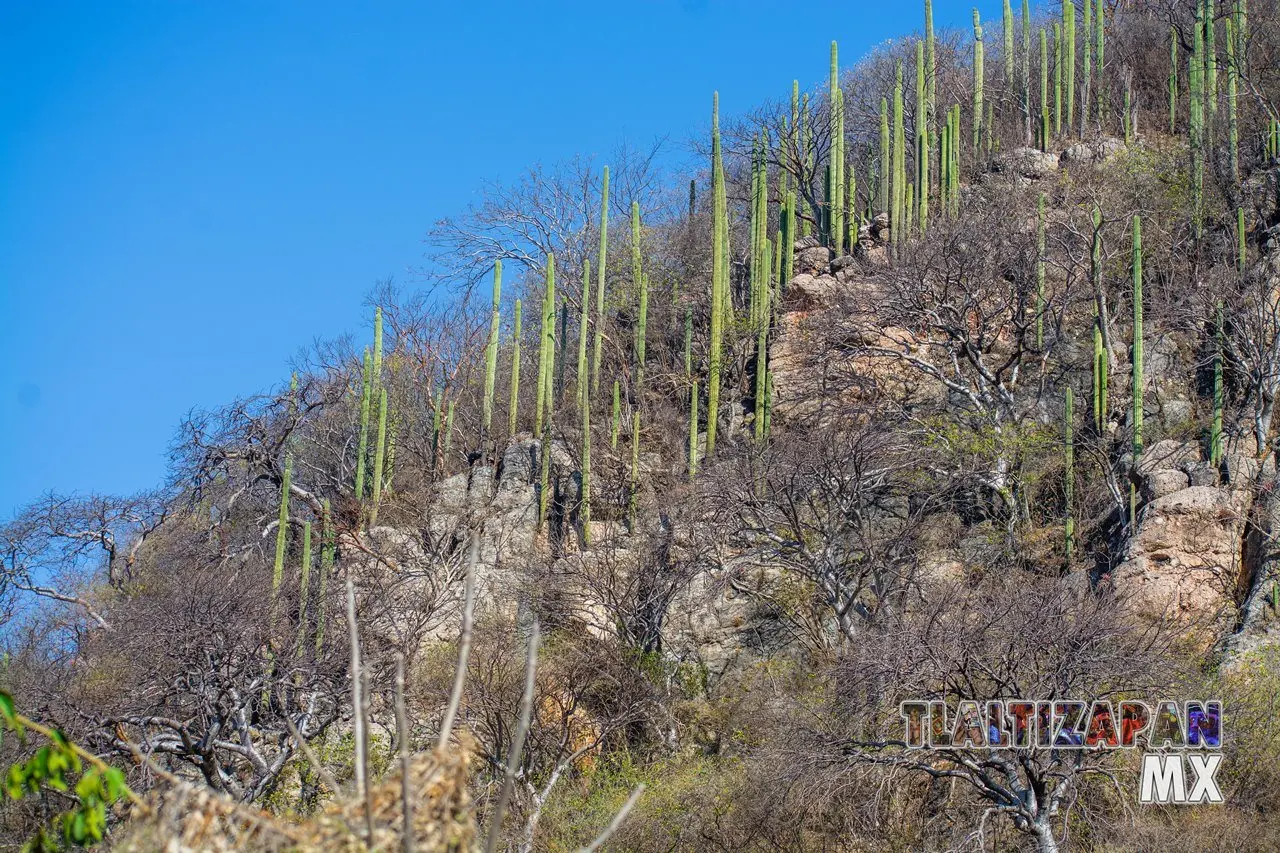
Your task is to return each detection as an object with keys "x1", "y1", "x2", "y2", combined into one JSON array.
[{"x1": 5, "y1": 1, "x2": 1280, "y2": 851}]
